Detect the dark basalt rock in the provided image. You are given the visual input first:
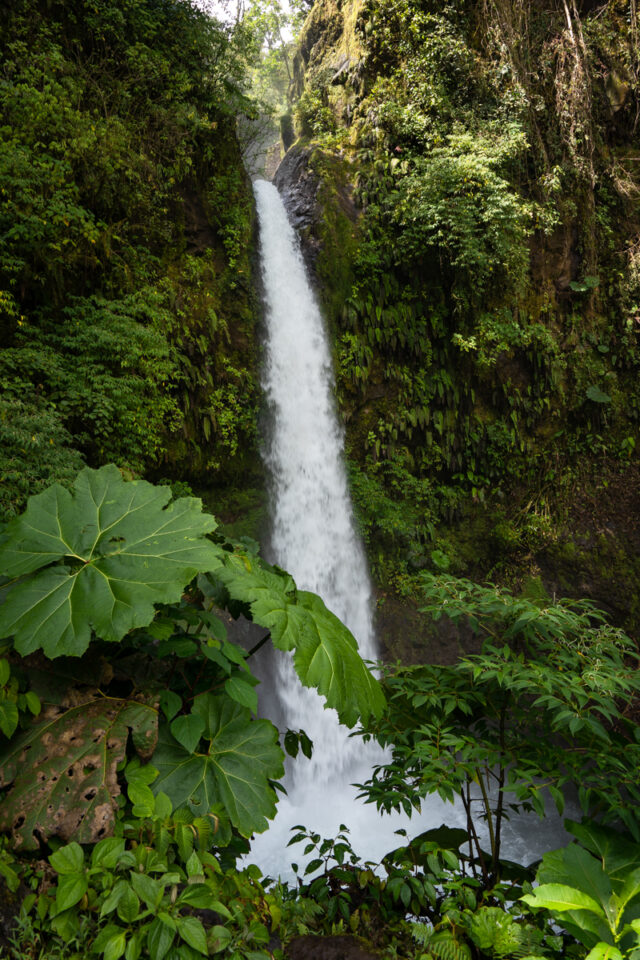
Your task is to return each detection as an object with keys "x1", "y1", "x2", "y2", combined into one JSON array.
[
  {"x1": 273, "y1": 143, "x2": 323, "y2": 272},
  {"x1": 285, "y1": 935, "x2": 382, "y2": 960}
]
